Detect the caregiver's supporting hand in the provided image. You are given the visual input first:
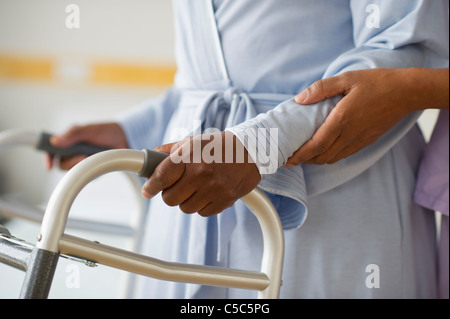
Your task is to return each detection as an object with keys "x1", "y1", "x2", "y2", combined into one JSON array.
[
  {"x1": 141, "y1": 131, "x2": 261, "y2": 217},
  {"x1": 286, "y1": 68, "x2": 449, "y2": 166}
]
